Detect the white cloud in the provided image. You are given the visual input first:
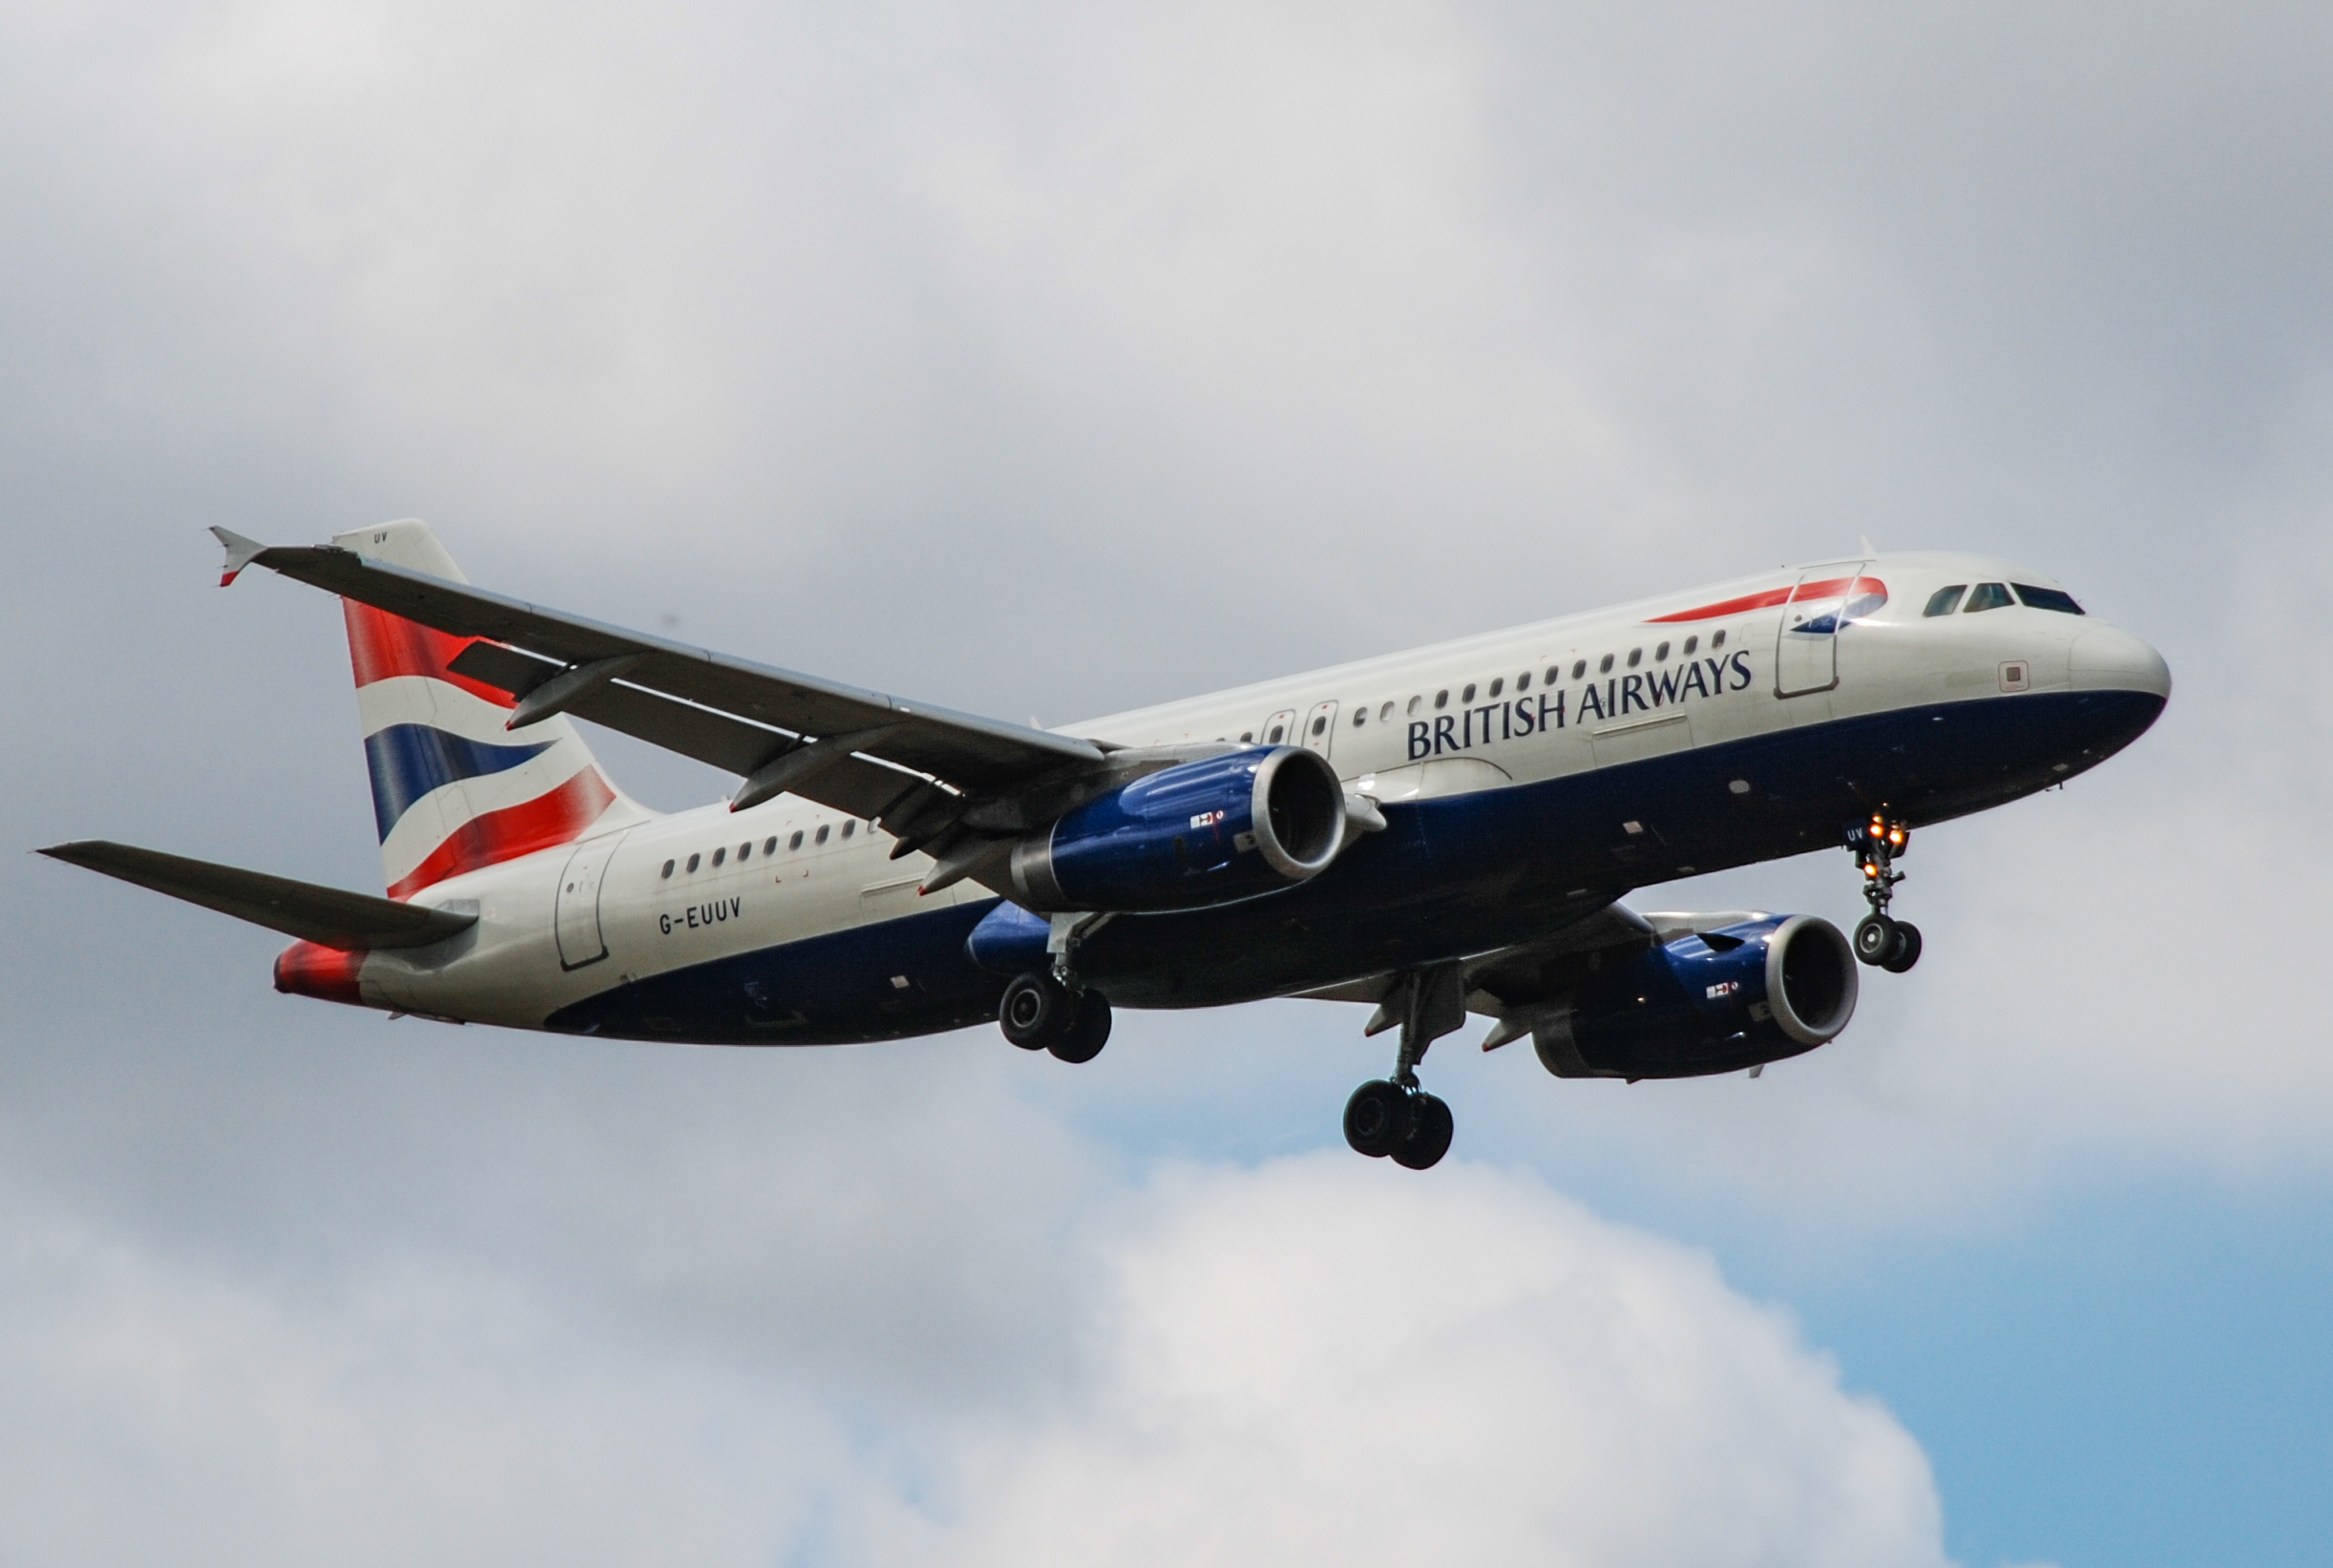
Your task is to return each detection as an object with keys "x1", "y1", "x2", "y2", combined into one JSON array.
[
  {"x1": 863, "y1": 1157, "x2": 1947, "y2": 1568},
  {"x1": 0, "y1": 1157, "x2": 1948, "y2": 1568}
]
